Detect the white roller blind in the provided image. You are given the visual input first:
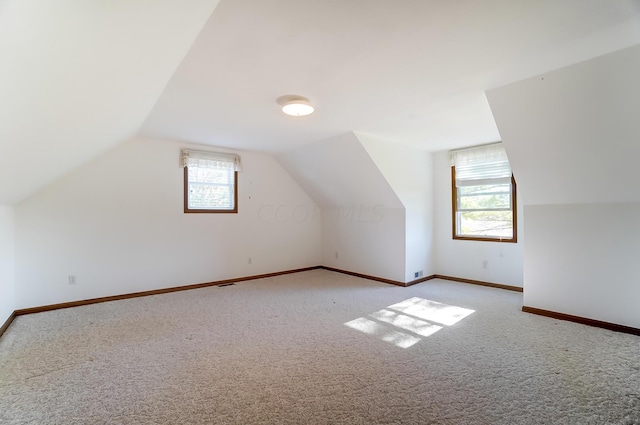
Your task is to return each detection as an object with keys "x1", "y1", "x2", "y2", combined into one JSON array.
[
  {"x1": 450, "y1": 142, "x2": 511, "y2": 186},
  {"x1": 181, "y1": 149, "x2": 242, "y2": 171}
]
